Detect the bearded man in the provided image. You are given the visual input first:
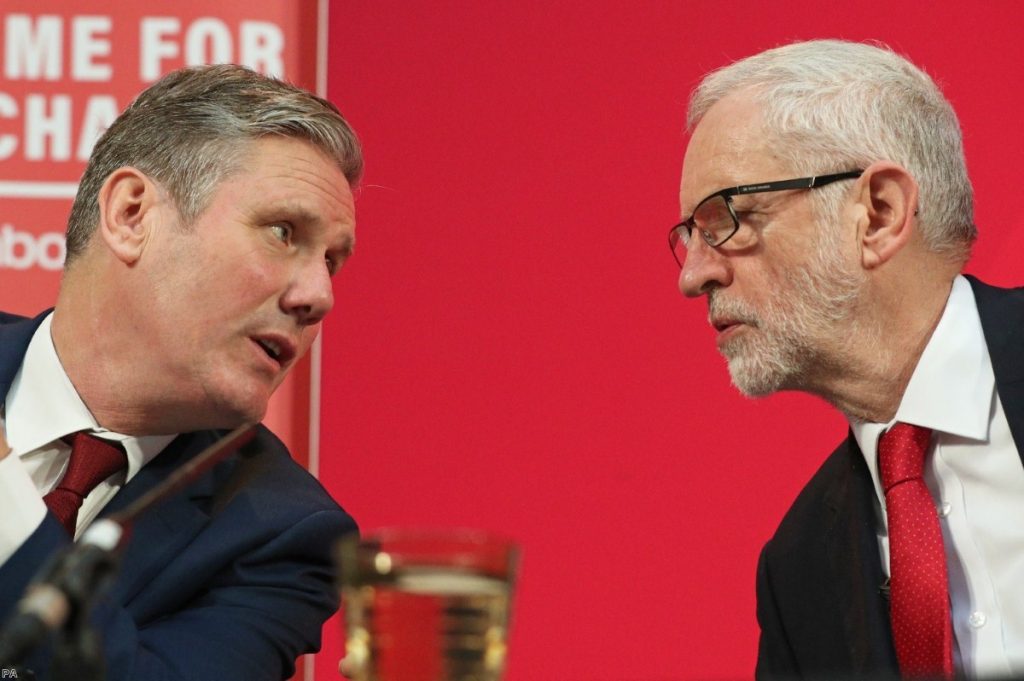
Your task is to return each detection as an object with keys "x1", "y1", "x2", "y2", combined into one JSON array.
[{"x1": 672, "y1": 40, "x2": 1024, "y2": 680}]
